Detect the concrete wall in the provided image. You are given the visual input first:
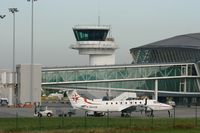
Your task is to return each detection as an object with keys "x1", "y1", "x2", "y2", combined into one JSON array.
[
  {"x1": 0, "y1": 70, "x2": 13, "y2": 84},
  {"x1": 89, "y1": 54, "x2": 115, "y2": 65},
  {"x1": 16, "y1": 64, "x2": 41, "y2": 104},
  {"x1": 0, "y1": 70, "x2": 14, "y2": 105}
]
